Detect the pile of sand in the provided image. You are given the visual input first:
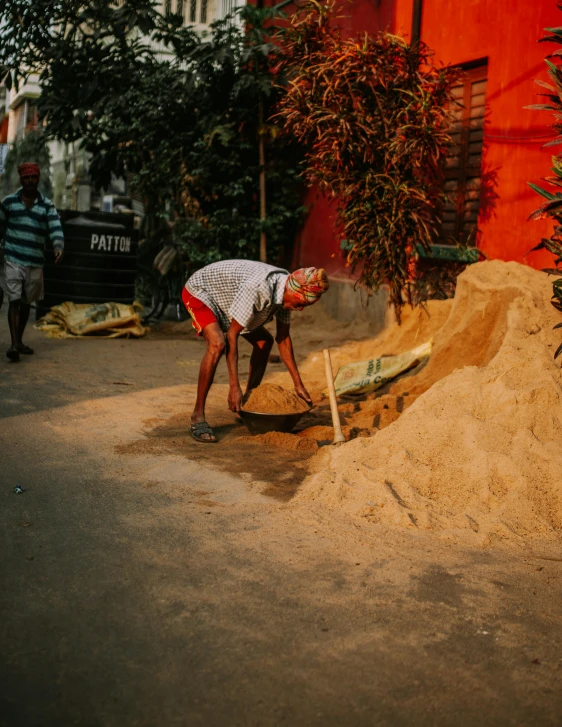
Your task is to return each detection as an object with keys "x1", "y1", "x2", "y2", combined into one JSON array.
[
  {"x1": 242, "y1": 383, "x2": 310, "y2": 414},
  {"x1": 290, "y1": 261, "x2": 562, "y2": 548}
]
